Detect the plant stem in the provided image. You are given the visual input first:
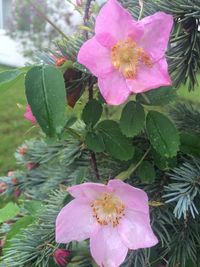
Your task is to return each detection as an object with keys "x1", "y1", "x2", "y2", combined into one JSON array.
[
  {"x1": 83, "y1": 0, "x2": 93, "y2": 39},
  {"x1": 90, "y1": 152, "x2": 100, "y2": 180},
  {"x1": 27, "y1": 0, "x2": 68, "y2": 40},
  {"x1": 116, "y1": 147, "x2": 151, "y2": 180}
]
